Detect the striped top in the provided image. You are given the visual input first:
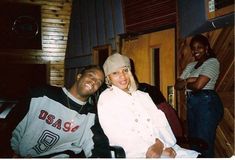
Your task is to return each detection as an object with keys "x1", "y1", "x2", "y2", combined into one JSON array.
[{"x1": 180, "y1": 58, "x2": 220, "y2": 90}]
